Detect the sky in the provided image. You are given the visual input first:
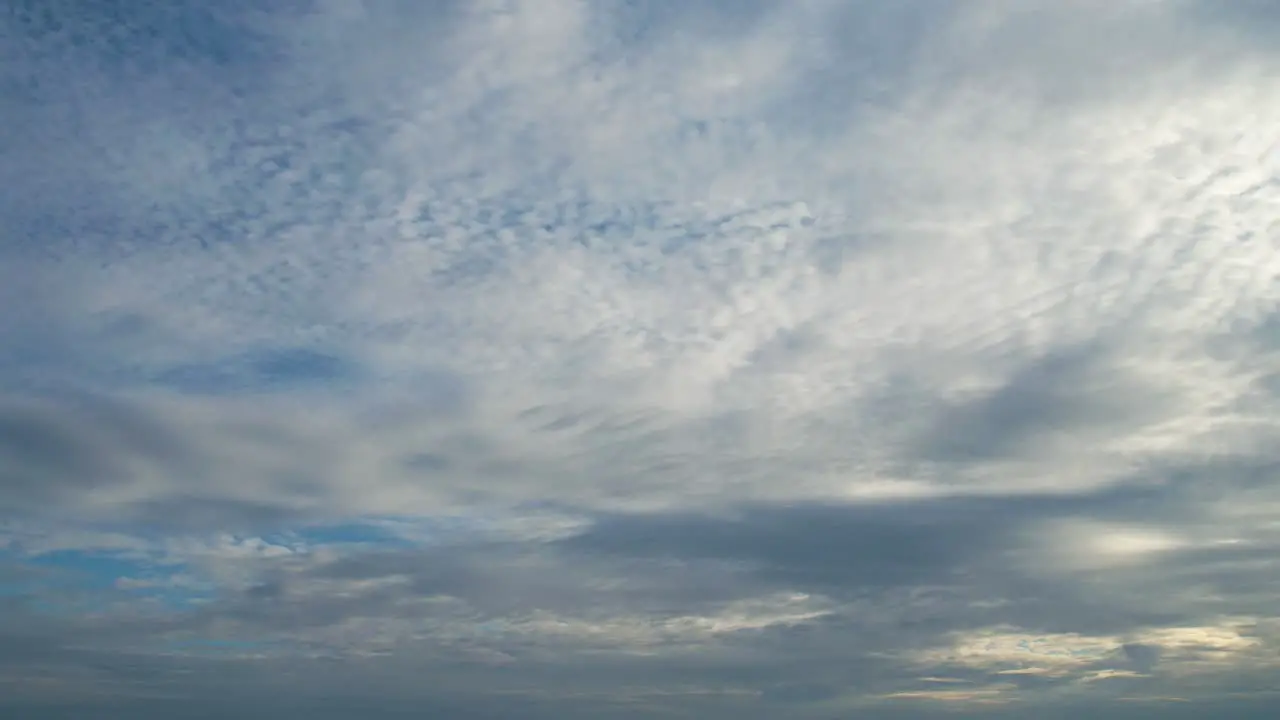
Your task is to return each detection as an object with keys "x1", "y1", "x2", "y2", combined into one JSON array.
[{"x1": 3, "y1": 0, "x2": 1280, "y2": 717}]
